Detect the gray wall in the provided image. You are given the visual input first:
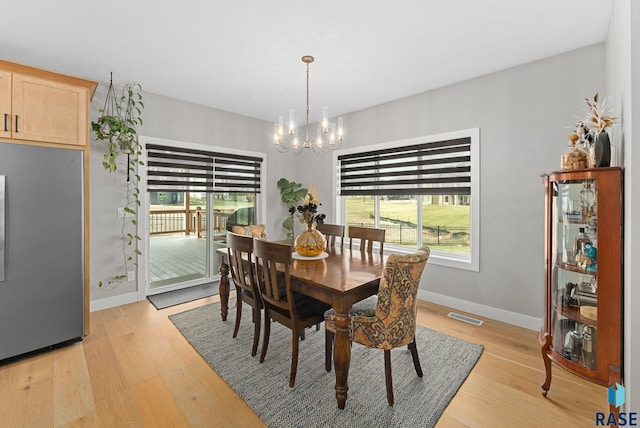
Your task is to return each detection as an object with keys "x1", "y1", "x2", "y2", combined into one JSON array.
[
  {"x1": 296, "y1": 44, "x2": 605, "y2": 324},
  {"x1": 90, "y1": 45, "x2": 605, "y2": 321},
  {"x1": 606, "y1": 0, "x2": 639, "y2": 411}
]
